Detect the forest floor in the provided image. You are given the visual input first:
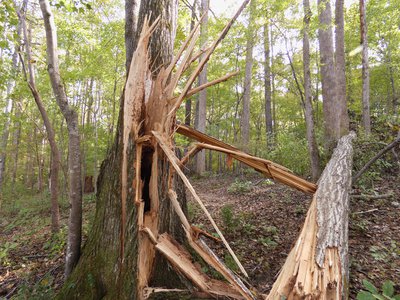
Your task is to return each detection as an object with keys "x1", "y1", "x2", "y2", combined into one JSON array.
[{"x1": 0, "y1": 171, "x2": 399, "y2": 299}]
